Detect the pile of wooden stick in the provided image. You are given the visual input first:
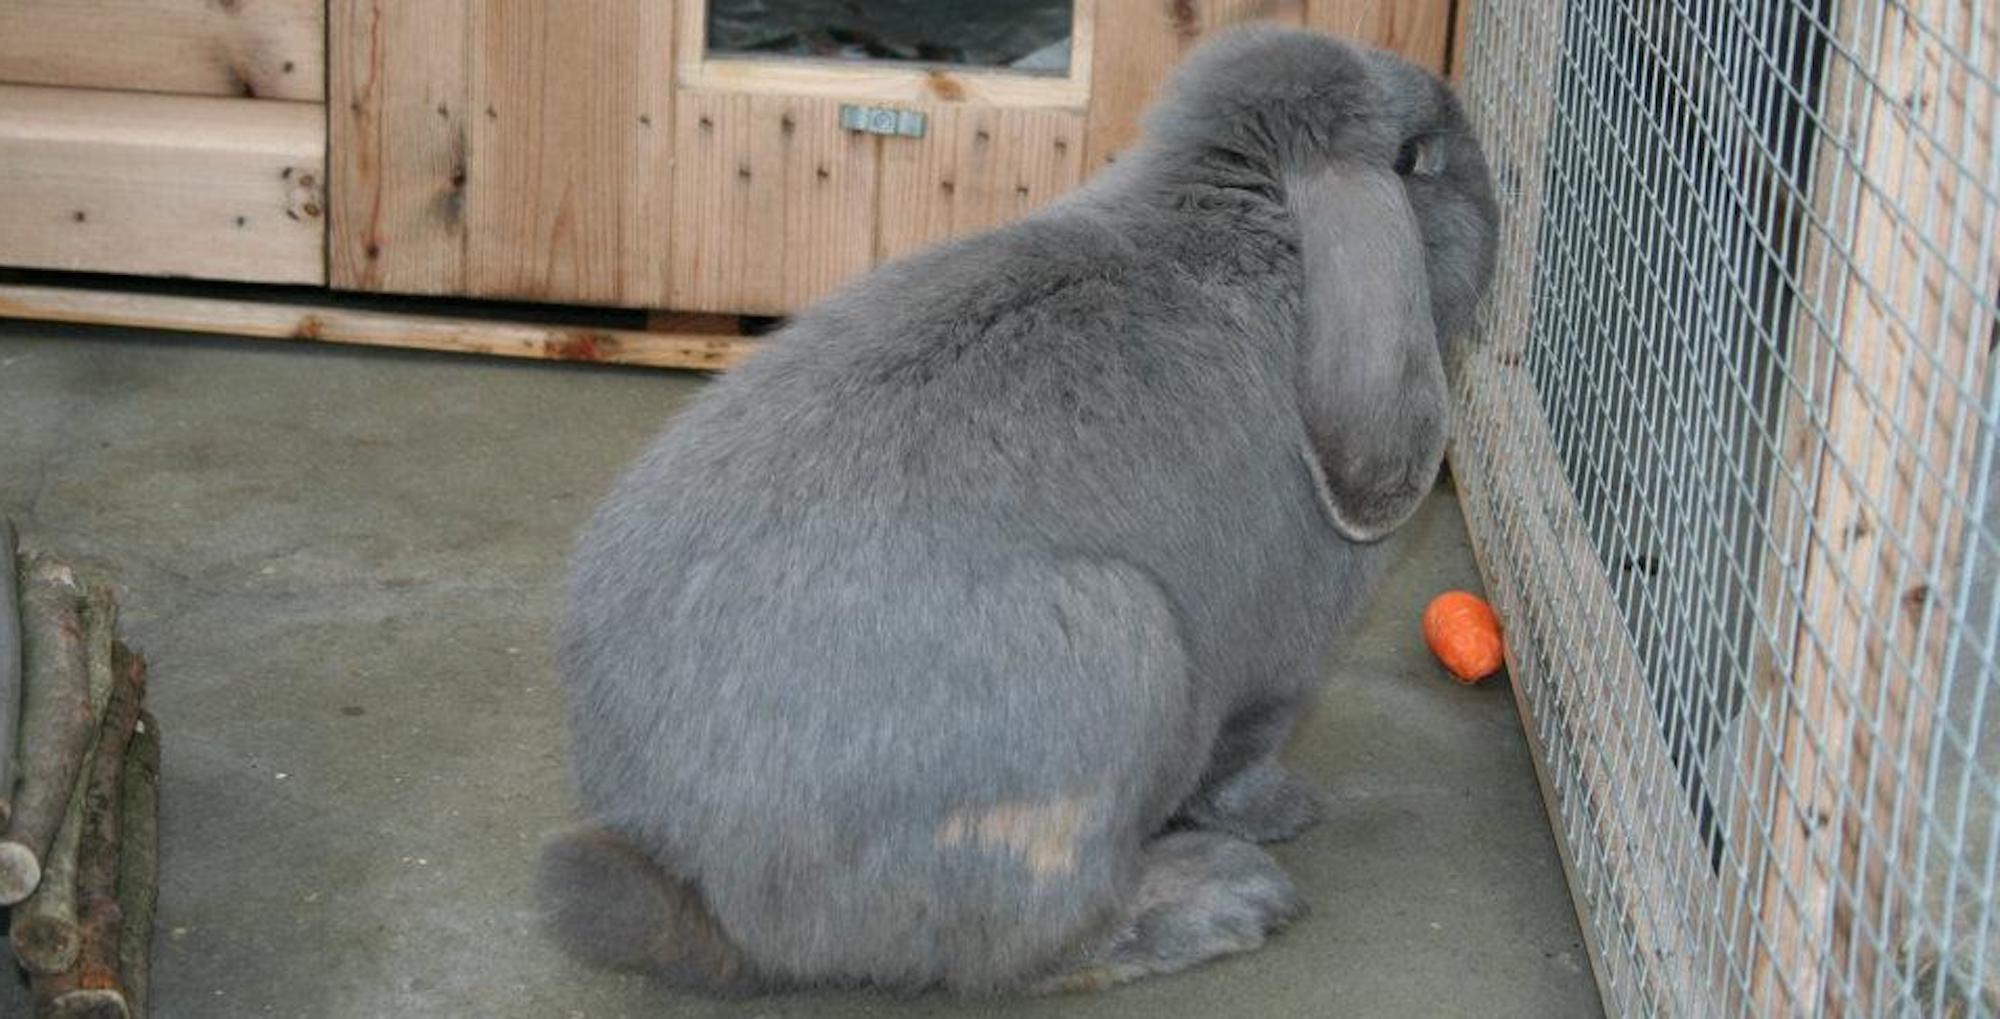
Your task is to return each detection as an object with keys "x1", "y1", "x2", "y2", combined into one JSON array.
[{"x1": 0, "y1": 521, "x2": 159, "y2": 1018}]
